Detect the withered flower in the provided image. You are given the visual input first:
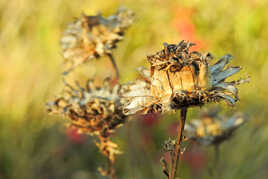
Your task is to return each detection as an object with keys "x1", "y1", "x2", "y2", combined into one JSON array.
[
  {"x1": 184, "y1": 108, "x2": 246, "y2": 146},
  {"x1": 61, "y1": 7, "x2": 134, "y2": 74},
  {"x1": 122, "y1": 41, "x2": 249, "y2": 115},
  {"x1": 46, "y1": 77, "x2": 126, "y2": 163}
]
